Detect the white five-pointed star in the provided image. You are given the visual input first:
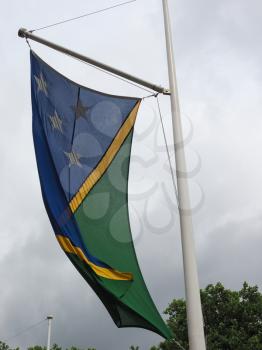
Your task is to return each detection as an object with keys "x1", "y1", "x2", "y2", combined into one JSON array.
[
  {"x1": 64, "y1": 151, "x2": 82, "y2": 168},
  {"x1": 49, "y1": 111, "x2": 63, "y2": 133},
  {"x1": 34, "y1": 72, "x2": 48, "y2": 96}
]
